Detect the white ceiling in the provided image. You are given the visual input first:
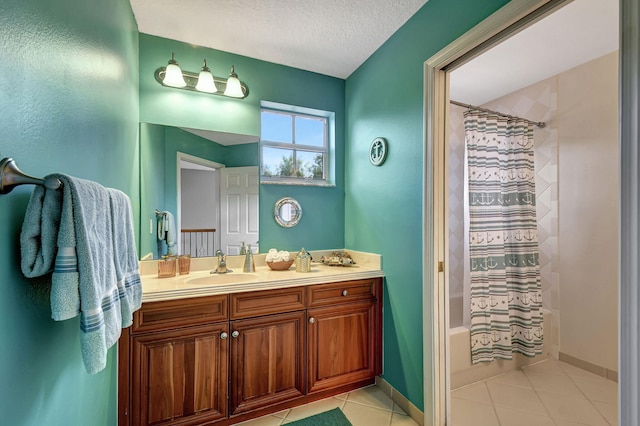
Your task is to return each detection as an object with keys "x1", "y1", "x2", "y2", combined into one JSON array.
[
  {"x1": 450, "y1": 0, "x2": 619, "y2": 106},
  {"x1": 130, "y1": 0, "x2": 429, "y2": 79},
  {"x1": 132, "y1": 0, "x2": 619, "y2": 139}
]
